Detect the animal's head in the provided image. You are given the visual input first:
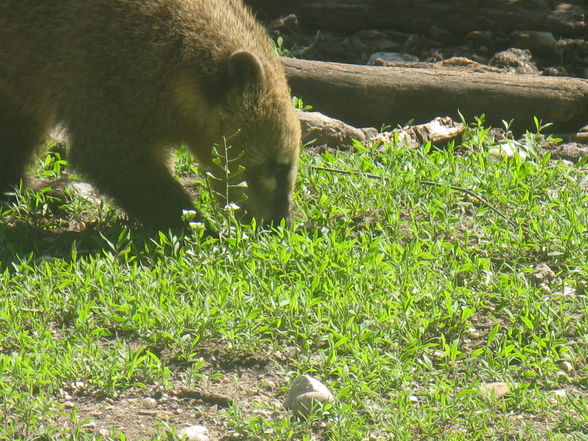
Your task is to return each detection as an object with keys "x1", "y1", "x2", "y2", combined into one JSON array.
[{"x1": 192, "y1": 50, "x2": 301, "y2": 225}]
